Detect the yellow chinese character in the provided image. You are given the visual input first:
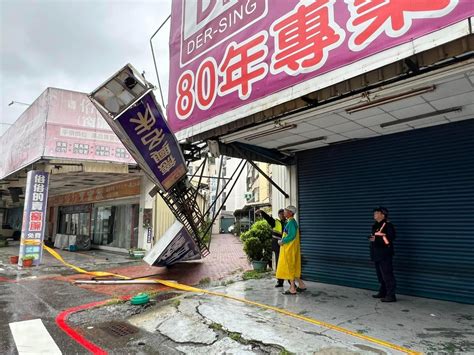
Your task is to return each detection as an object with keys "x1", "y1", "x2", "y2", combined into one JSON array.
[
  {"x1": 150, "y1": 142, "x2": 171, "y2": 163},
  {"x1": 158, "y1": 156, "x2": 176, "y2": 175},
  {"x1": 141, "y1": 128, "x2": 164, "y2": 150},
  {"x1": 130, "y1": 105, "x2": 156, "y2": 135}
]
